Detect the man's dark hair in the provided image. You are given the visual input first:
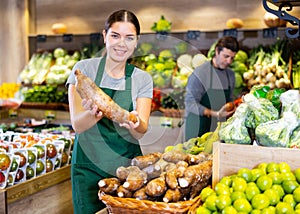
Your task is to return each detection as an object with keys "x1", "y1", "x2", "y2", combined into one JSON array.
[{"x1": 216, "y1": 36, "x2": 239, "y2": 54}]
